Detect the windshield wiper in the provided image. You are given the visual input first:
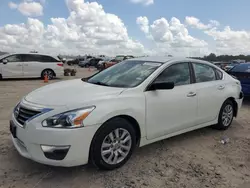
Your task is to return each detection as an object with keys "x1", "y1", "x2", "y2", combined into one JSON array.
[{"x1": 91, "y1": 81, "x2": 109, "y2": 86}]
